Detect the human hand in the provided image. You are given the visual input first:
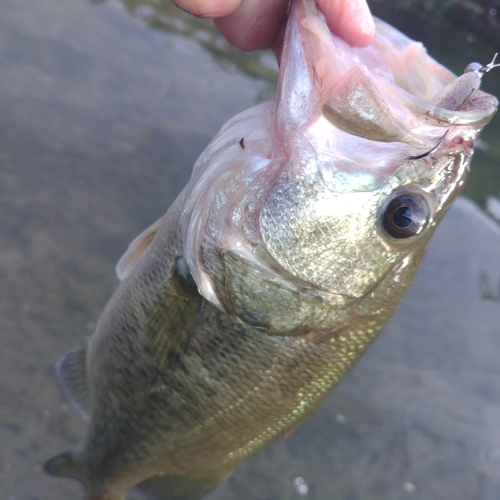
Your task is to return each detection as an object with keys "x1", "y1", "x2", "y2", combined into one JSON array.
[{"x1": 171, "y1": 0, "x2": 375, "y2": 53}]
